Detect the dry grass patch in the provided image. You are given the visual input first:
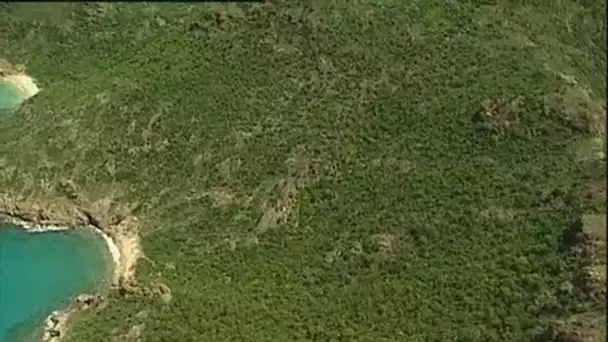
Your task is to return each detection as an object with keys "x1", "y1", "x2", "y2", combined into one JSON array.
[
  {"x1": 256, "y1": 177, "x2": 298, "y2": 233},
  {"x1": 539, "y1": 311, "x2": 606, "y2": 342},
  {"x1": 369, "y1": 233, "x2": 398, "y2": 262},
  {"x1": 0, "y1": 57, "x2": 22, "y2": 74},
  {"x1": 581, "y1": 214, "x2": 606, "y2": 241},
  {"x1": 286, "y1": 145, "x2": 342, "y2": 185},
  {"x1": 324, "y1": 240, "x2": 365, "y2": 264},
  {"x1": 544, "y1": 85, "x2": 605, "y2": 136},
  {"x1": 215, "y1": 156, "x2": 242, "y2": 182},
  {"x1": 203, "y1": 187, "x2": 239, "y2": 209},
  {"x1": 222, "y1": 233, "x2": 259, "y2": 252},
  {"x1": 324, "y1": 235, "x2": 398, "y2": 265},
  {"x1": 286, "y1": 146, "x2": 314, "y2": 183},
  {"x1": 123, "y1": 323, "x2": 145, "y2": 342},
  {"x1": 371, "y1": 233, "x2": 396, "y2": 255},
  {"x1": 539, "y1": 212, "x2": 606, "y2": 342},
  {"x1": 256, "y1": 147, "x2": 341, "y2": 233},
  {"x1": 371, "y1": 157, "x2": 415, "y2": 174},
  {"x1": 479, "y1": 206, "x2": 518, "y2": 223},
  {"x1": 473, "y1": 96, "x2": 525, "y2": 136},
  {"x1": 574, "y1": 136, "x2": 605, "y2": 162},
  {"x1": 581, "y1": 179, "x2": 606, "y2": 212}
]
